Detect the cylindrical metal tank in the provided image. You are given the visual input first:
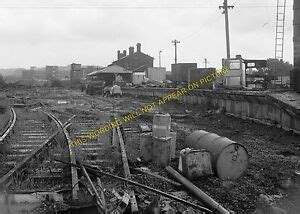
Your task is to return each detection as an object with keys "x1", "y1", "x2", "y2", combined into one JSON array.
[
  {"x1": 152, "y1": 137, "x2": 171, "y2": 167},
  {"x1": 140, "y1": 133, "x2": 152, "y2": 161},
  {"x1": 185, "y1": 130, "x2": 248, "y2": 180},
  {"x1": 295, "y1": 0, "x2": 300, "y2": 92},
  {"x1": 152, "y1": 113, "x2": 171, "y2": 138}
]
